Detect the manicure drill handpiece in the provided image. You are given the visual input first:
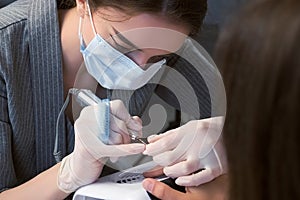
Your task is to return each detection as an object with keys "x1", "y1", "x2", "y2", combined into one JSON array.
[{"x1": 70, "y1": 88, "x2": 145, "y2": 143}]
